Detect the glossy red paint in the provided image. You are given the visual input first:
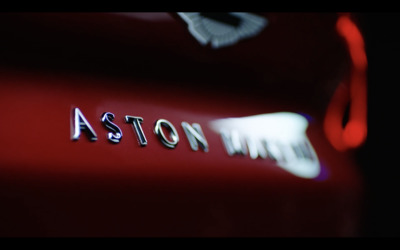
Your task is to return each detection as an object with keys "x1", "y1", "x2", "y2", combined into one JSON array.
[{"x1": 0, "y1": 13, "x2": 363, "y2": 236}]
